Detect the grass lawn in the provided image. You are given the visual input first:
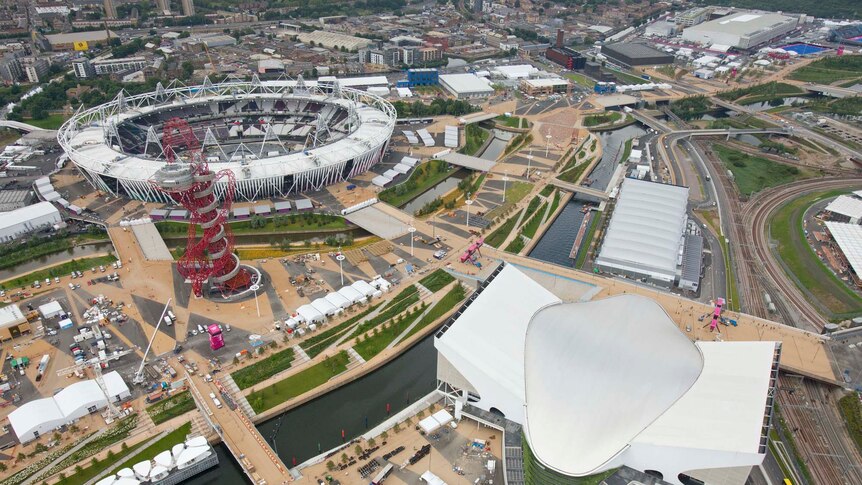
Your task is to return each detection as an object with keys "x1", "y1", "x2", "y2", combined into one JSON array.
[
  {"x1": 771, "y1": 190, "x2": 862, "y2": 319},
  {"x1": 146, "y1": 391, "x2": 196, "y2": 425},
  {"x1": 504, "y1": 235, "x2": 525, "y2": 254},
  {"x1": 300, "y1": 305, "x2": 379, "y2": 358},
  {"x1": 54, "y1": 420, "x2": 180, "y2": 485},
  {"x1": 609, "y1": 69, "x2": 650, "y2": 85},
  {"x1": 401, "y1": 283, "x2": 466, "y2": 341},
  {"x1": 583, "y1": 112, "x2": 622, "y2": 127},
  {"x1": 459, "y1": 124, "x2": 489, "y2": 156},
  {"x1": 791, "y1": 56, "x2": 862, "y2": 84},
  {"x1": 520, "y1": 202, "x2": 548, "y2": 239},
  {"x1": 353, "y1": 307, "x2": 424, "y2": 360},
  {"x1": 575, "y1": 211, "x2": 601, "y2": 269},
  {"x1": 564, "y1": 72, "x2": 595, "y2": 88},
  {"x1": 713, "y1": 145, "x2": 811, "y2": 196},
  {"x1": 378, "y1": 160, "x2": 456, "y2": 208},
  {"x1": 620, "y1": 138, "x2": 633, "y2": 164},
  {"x1": 232, "y1": 347, "x2": 296, "y2": 390},
  {"x1": 418, "y1": 269, "x2": 454, "y2": 292},
  {"x1": 485, "y1": 181, "x2": 532, "y2": 221},
  {"x1": 557, "y1": 158, "x2": 591, "y2": 184},
  {"x1": 247, "y1": 351, "x2": 350, "y2": 412},
  {"x1": 25, "y1": 114, "x2": 68, "y2": 130},
  {"x1": 1, "y1": 255, "x2": 116, "y2": 289},
  {"x1": 839, "y1": 393, "x2": 862, "y2": 454},
  {"x1": 156, "y1": 213, "x2": 347, "y2": 237},
  {"x1": 547, "y1": 191, "x2": 561, "y2": 219},
  {"x1": 718, "y1": 81, "x2": 805, "y2": 104},
  {"x1": 496, "y1": 115, "x2": 528, "y2": 129},
  {"x1": 486, "y1": 209, "x2": 523, "y2": 248}
]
